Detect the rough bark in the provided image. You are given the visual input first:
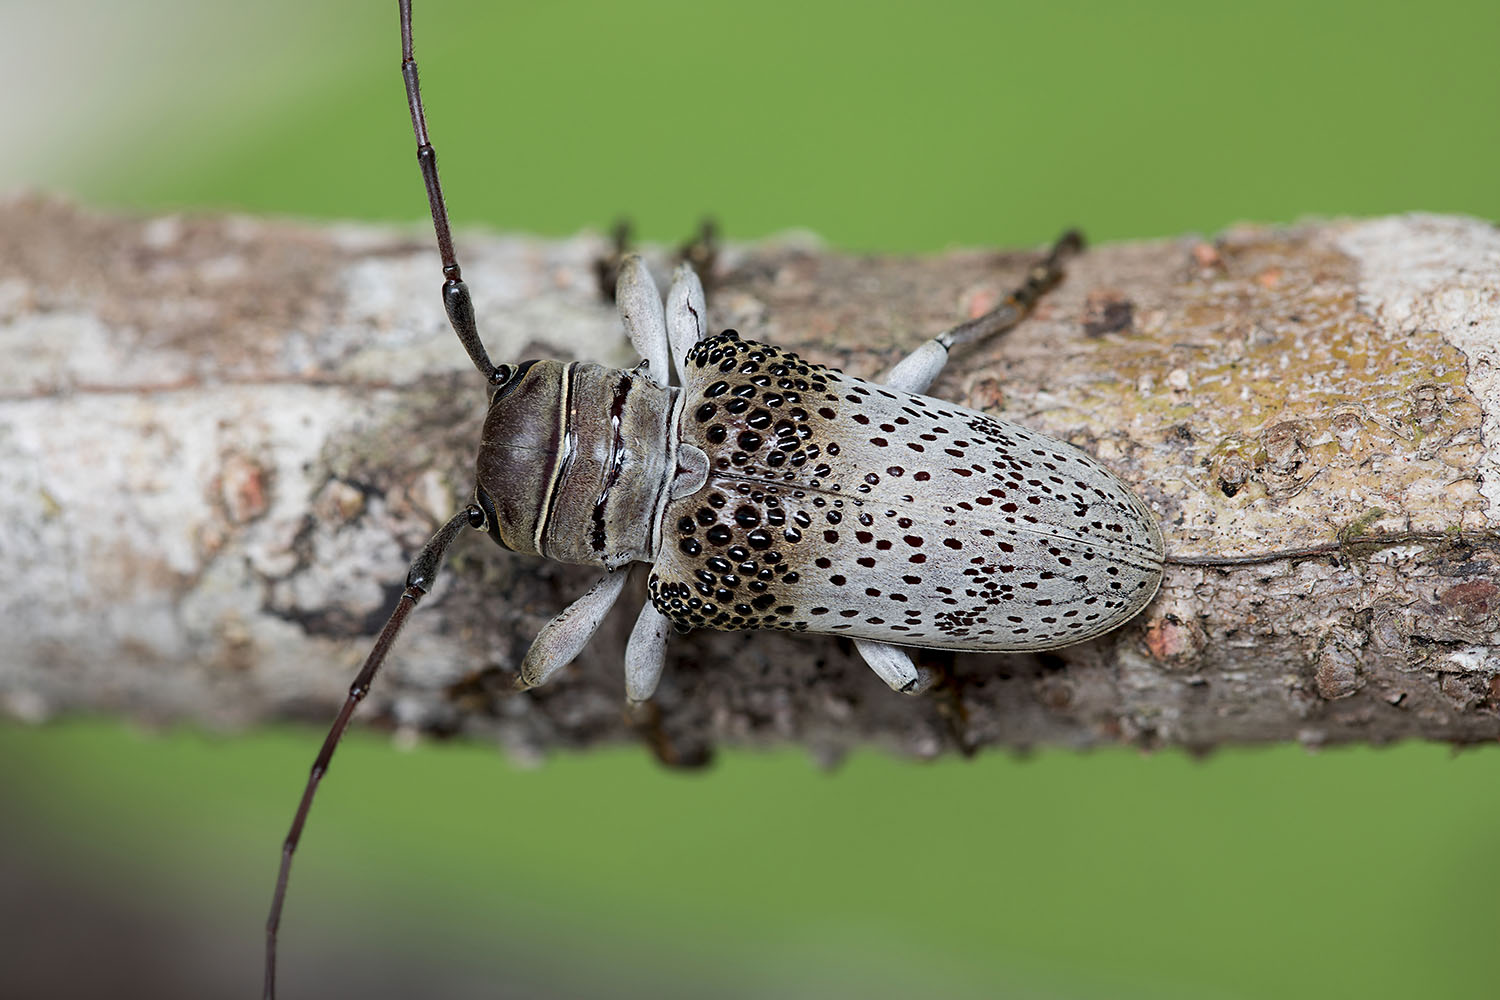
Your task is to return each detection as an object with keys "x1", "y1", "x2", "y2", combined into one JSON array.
[{"x1": 2, "y1": 196, "x2": 1497, "y2": 760}]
